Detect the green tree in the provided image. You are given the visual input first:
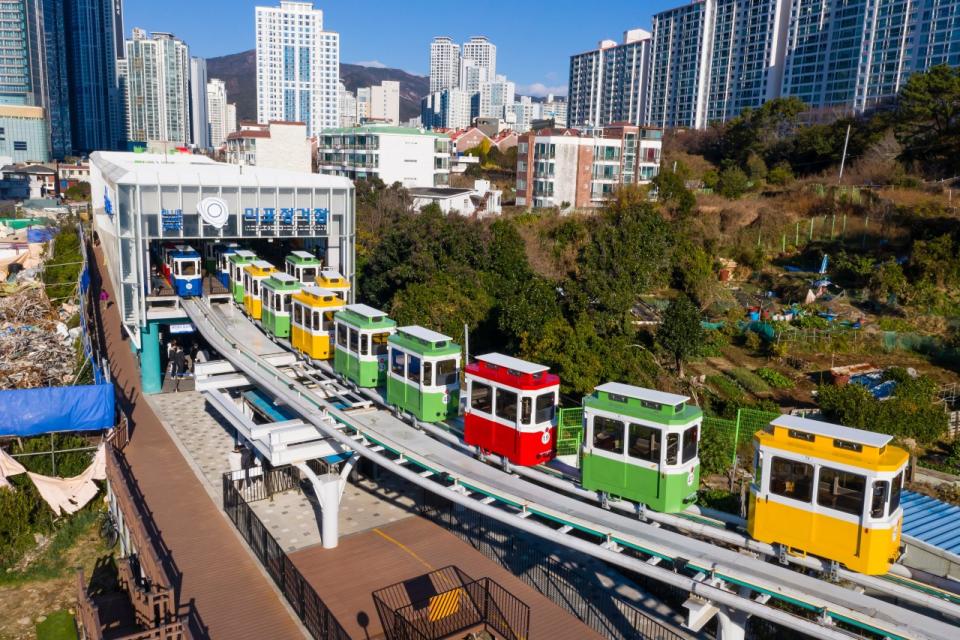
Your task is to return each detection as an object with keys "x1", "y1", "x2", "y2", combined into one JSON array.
[
  {"x1": 766, "y1": 161, "x2": 794, "y2": 186},
  {"x1": 868, "y1": 260, "x2": 908, "y2": 305},
  {"x1": 911, "y1": 234, "x2": 959, "y2": 289},
  {"x1": 498, "y1": 275, "x2": 561, "y2": 347},
  {"x1": 574, "y1": 190, "x2": 673, "y2": 332},
  {"x1": 389, "y1": 268, "x2": 494, "y2": 342},
  {"x1": 895, "y1": 65, "x2": 960, "y2": 176},
  {"x1": 652, "y1": 169, "x2": 696, "y2": 216},
  {"x1": 656, "y1": 295, "x2": 703, "y2": 377},
  {"x1": 717, "y1": 166, "x2": 750, "y2": 199},
  {"x1": 673, "y1": 241, "x2": 716, "y2": 310}
]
